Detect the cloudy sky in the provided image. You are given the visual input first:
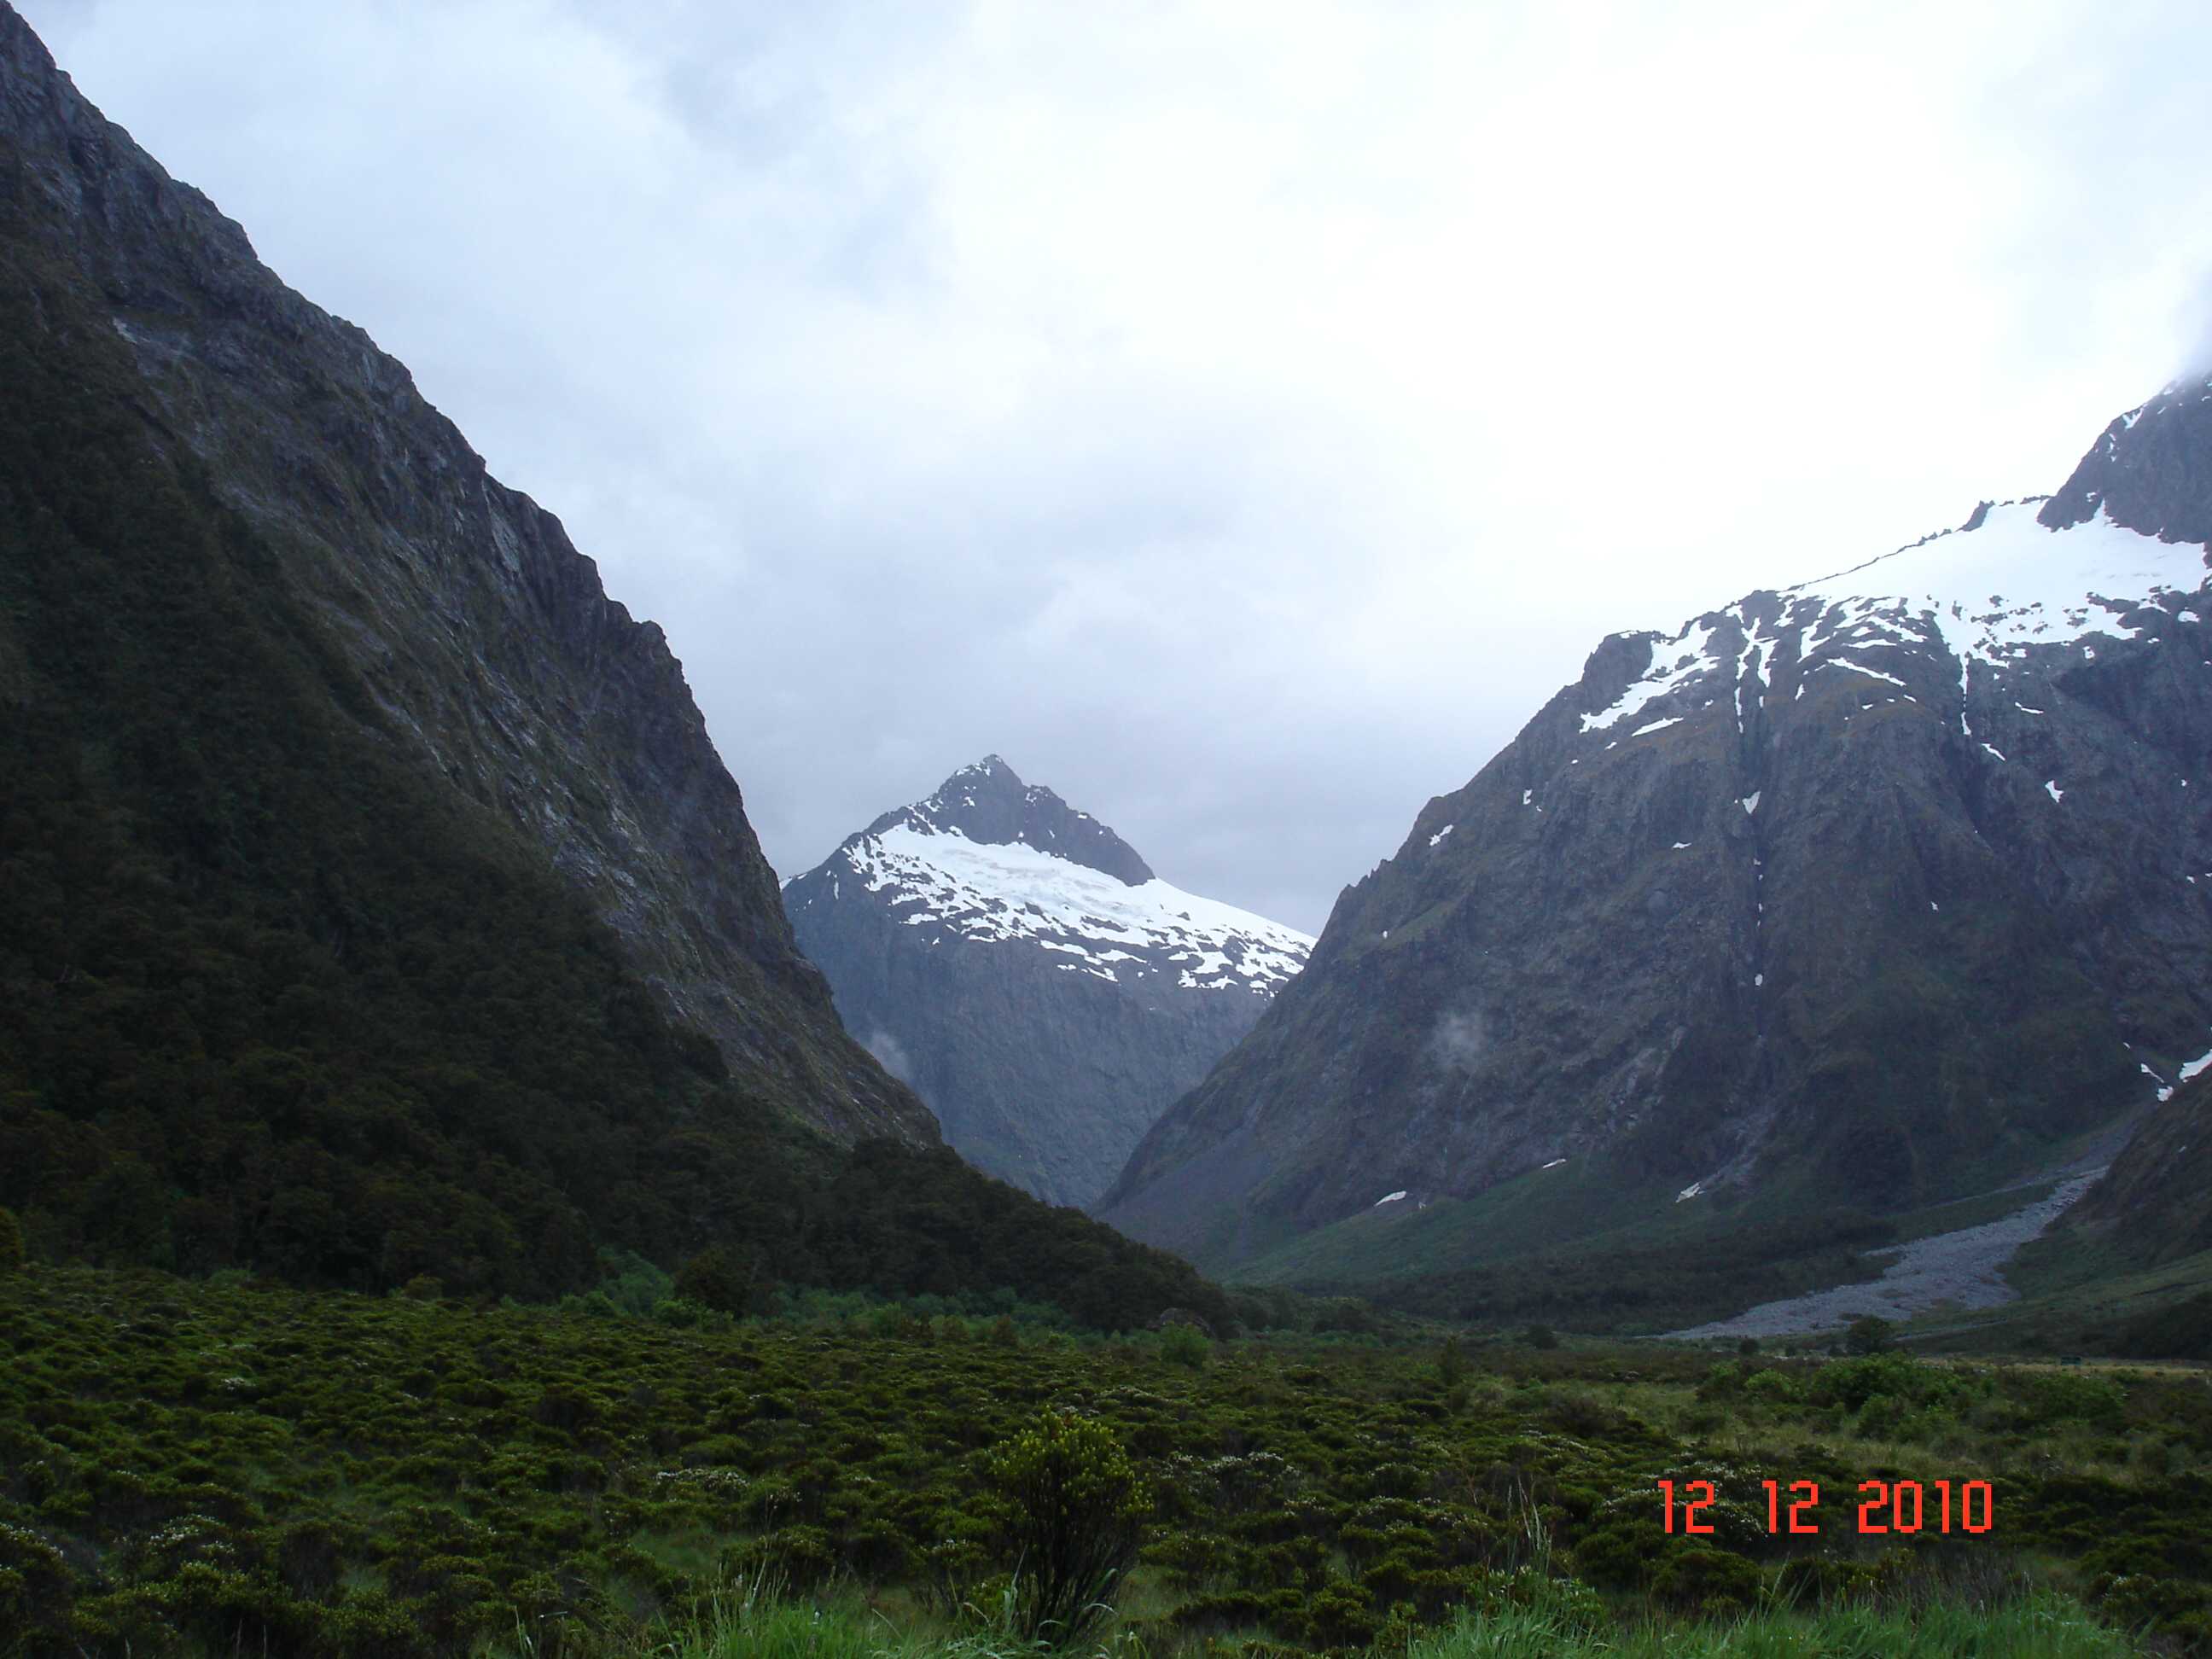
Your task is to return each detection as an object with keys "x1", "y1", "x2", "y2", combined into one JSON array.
[{"x1": 21, "y1": 0, "x2": 2212, "y2": 933}]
